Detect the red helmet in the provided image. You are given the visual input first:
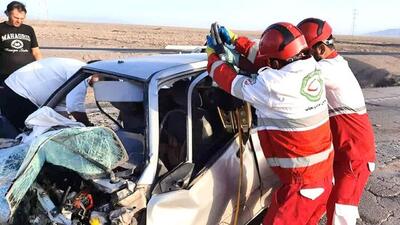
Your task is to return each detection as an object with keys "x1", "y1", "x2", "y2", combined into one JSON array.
[
  {"x1": 297, "y1": 18, "x2": 333, "y2": 48},
  {"x1": 259, "y1": 22, "x2": 308, "y2": 61}
]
